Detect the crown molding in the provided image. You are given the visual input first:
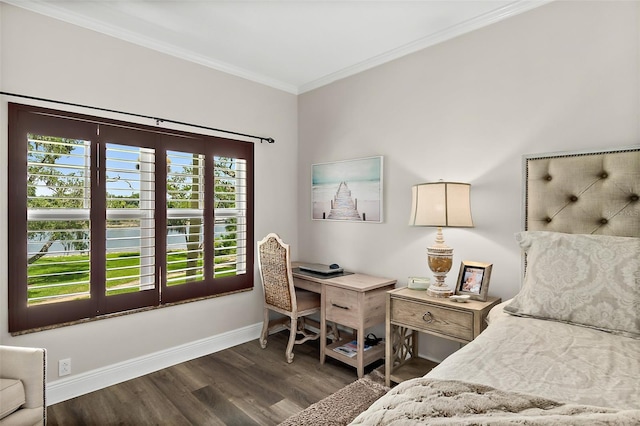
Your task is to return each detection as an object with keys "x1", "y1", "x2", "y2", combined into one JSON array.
[
  {"x1": 298, "y1": 0, "x2": 553, "y2": 94},
  {"x1": 4, "y1": 0, "x2": 552, "y2": 96},
  {"x1": 2, "y1": 0, "x2": 299, "y2": 94}
]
